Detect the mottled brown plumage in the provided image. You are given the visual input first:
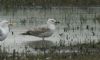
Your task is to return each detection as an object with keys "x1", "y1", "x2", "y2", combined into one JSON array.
[{"x1": 21, "y1": 19, "x2": 59, "y2": 39}]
